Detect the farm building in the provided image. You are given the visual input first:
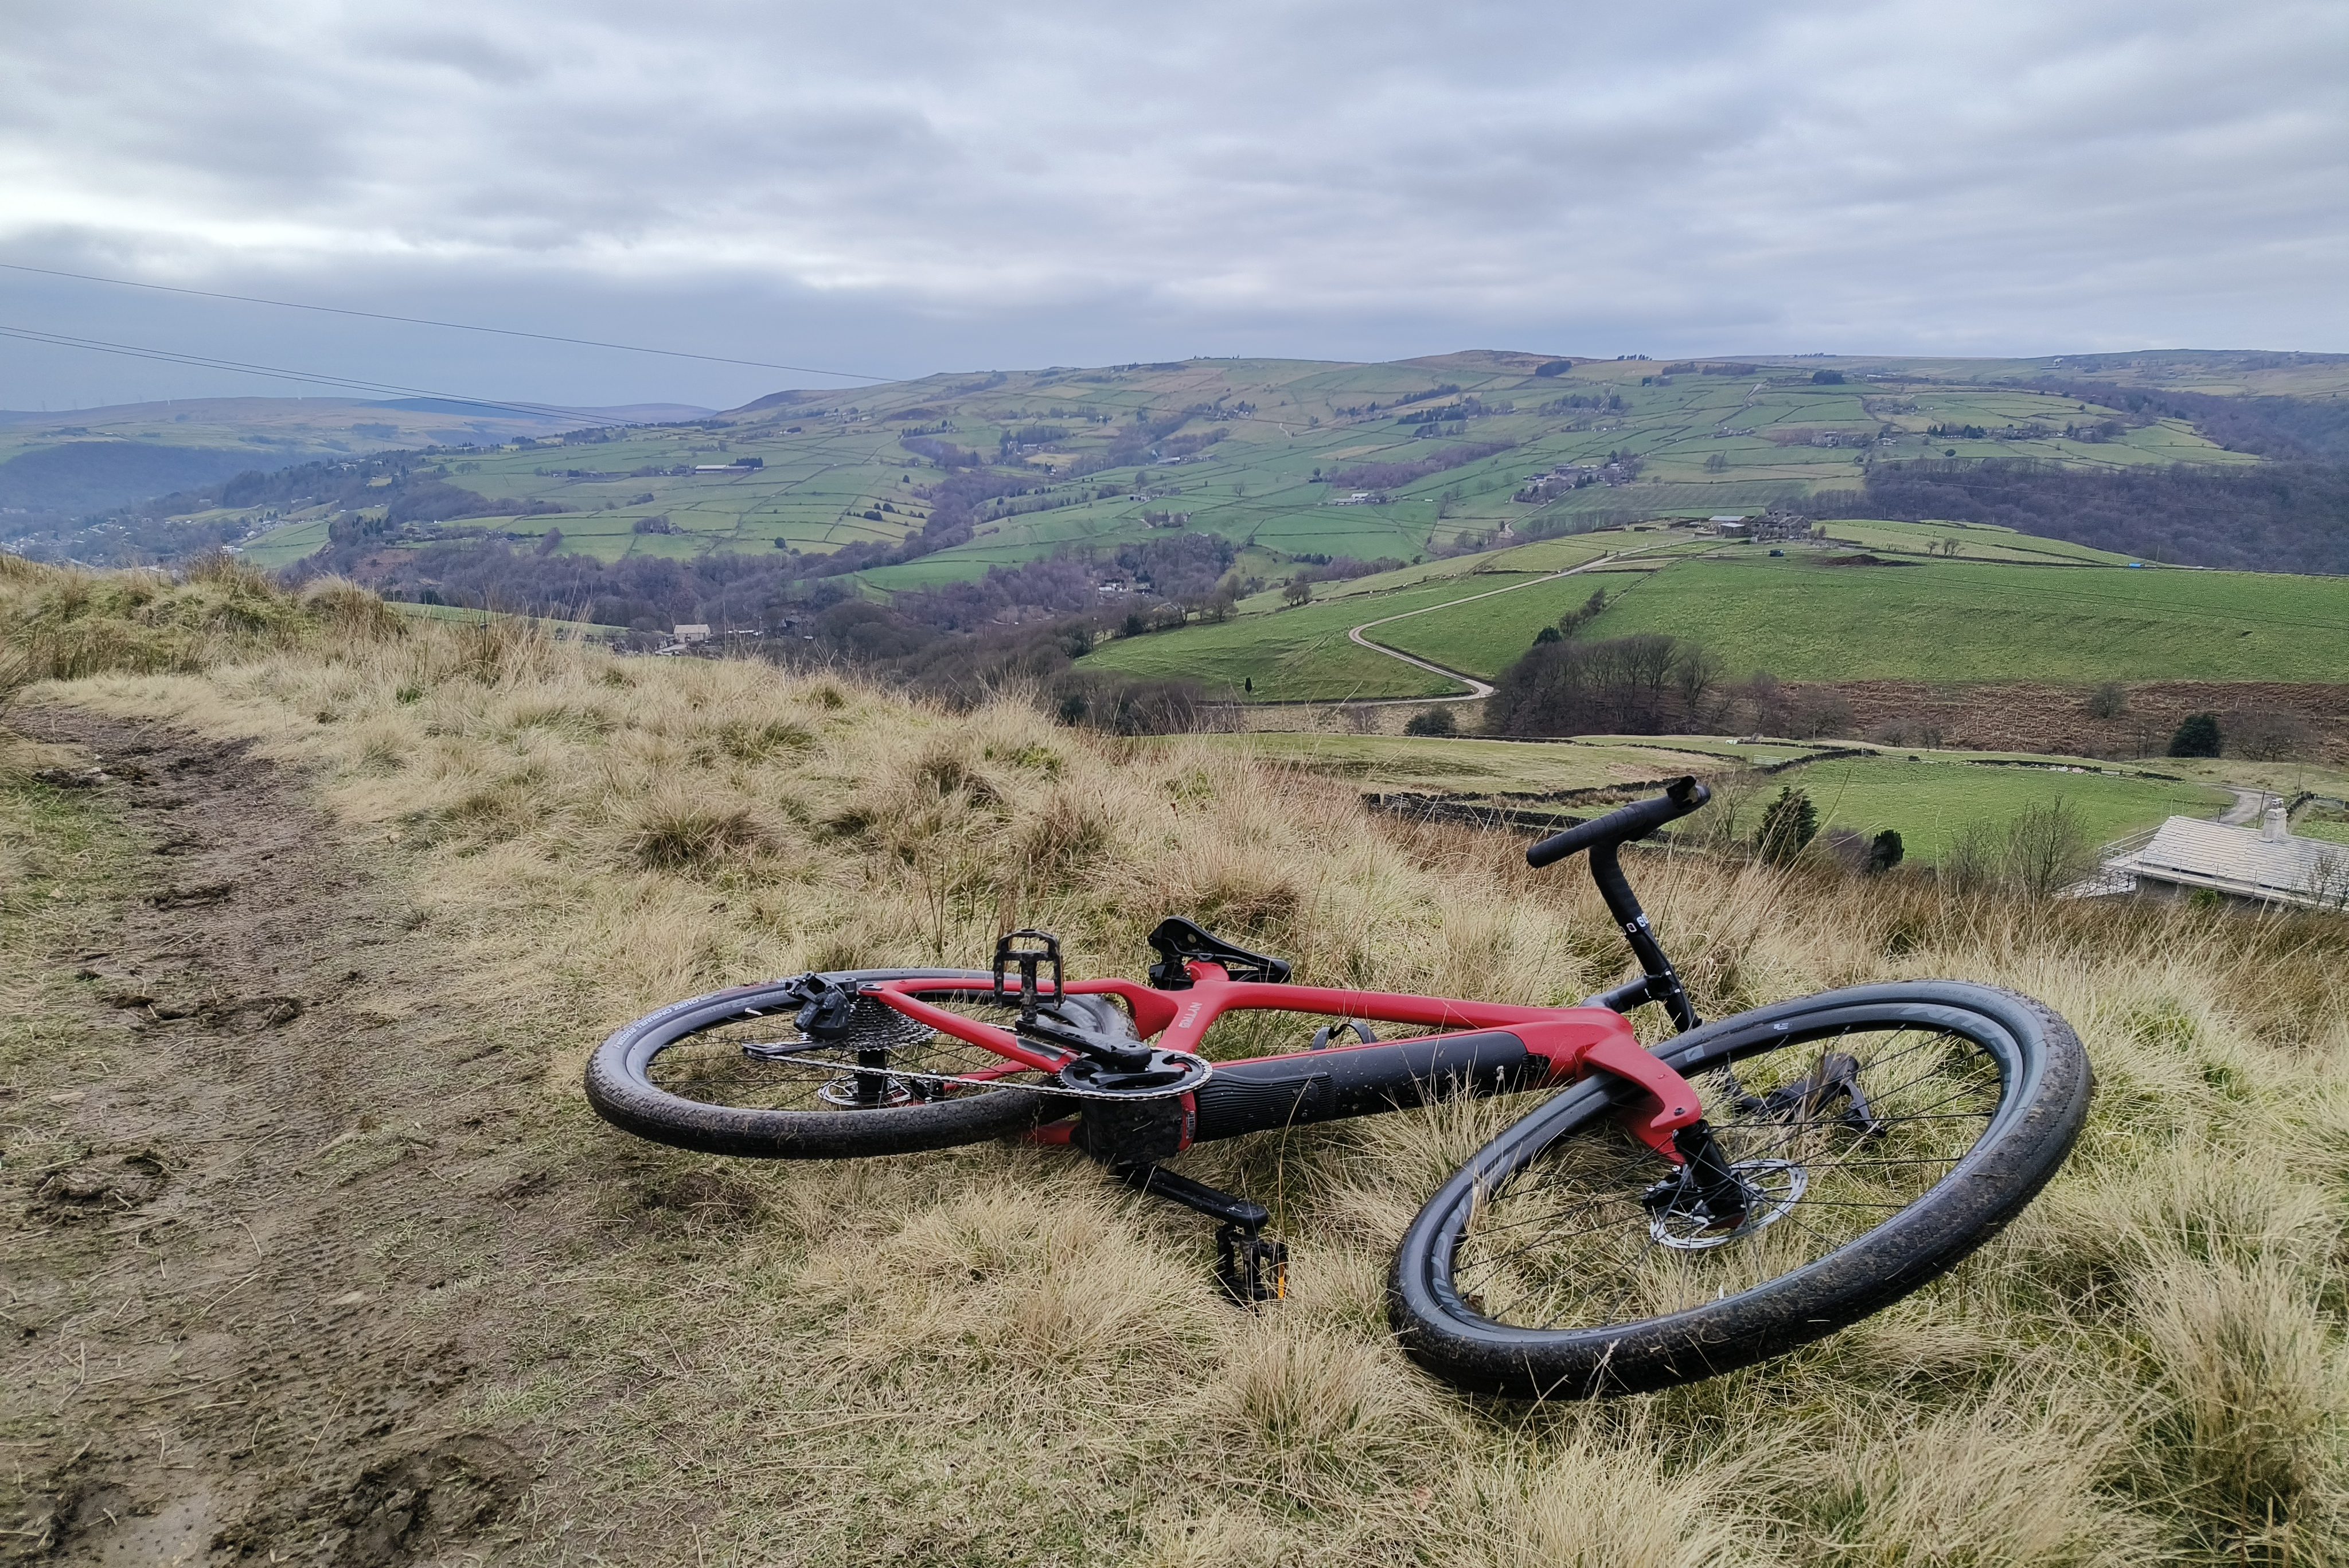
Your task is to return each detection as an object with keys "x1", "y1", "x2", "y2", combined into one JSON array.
[{"x1": 2087, "y1": 801, "x2": 2349, "y2": 911}]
